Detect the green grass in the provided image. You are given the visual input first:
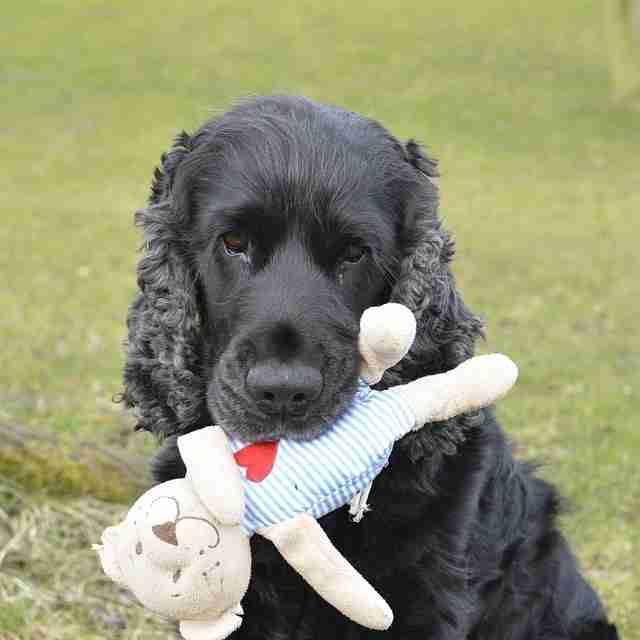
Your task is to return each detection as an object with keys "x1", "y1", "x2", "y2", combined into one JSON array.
[{"x1": 1, "y1": 0, "x2": 638, "y2": 637}]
